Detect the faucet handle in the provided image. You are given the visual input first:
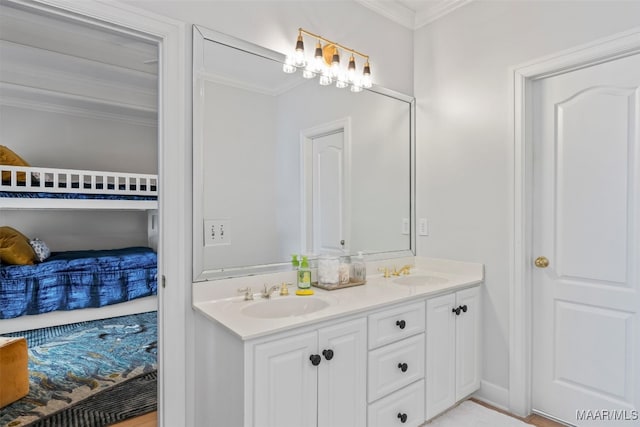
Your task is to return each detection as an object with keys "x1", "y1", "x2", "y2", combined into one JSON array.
[
  {"x1": 378, "y1": 267, "x2": 391, "y2": 278},
  {"x1": 237, "y1": 287, "x2": 253, "y2": 300},
  {"x1": 280, "y1": 282, "x2": 290, "y2": 296}
]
